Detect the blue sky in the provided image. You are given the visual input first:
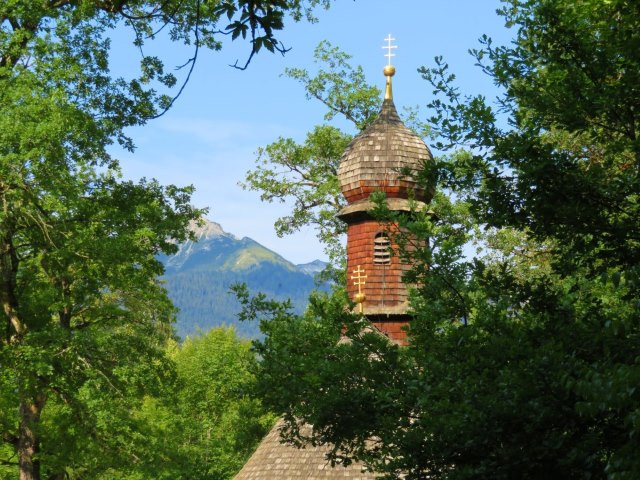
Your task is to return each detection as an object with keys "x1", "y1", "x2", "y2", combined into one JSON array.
[{"x1": 112, "y1": 0, "x2": 512, "y2": 264}]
